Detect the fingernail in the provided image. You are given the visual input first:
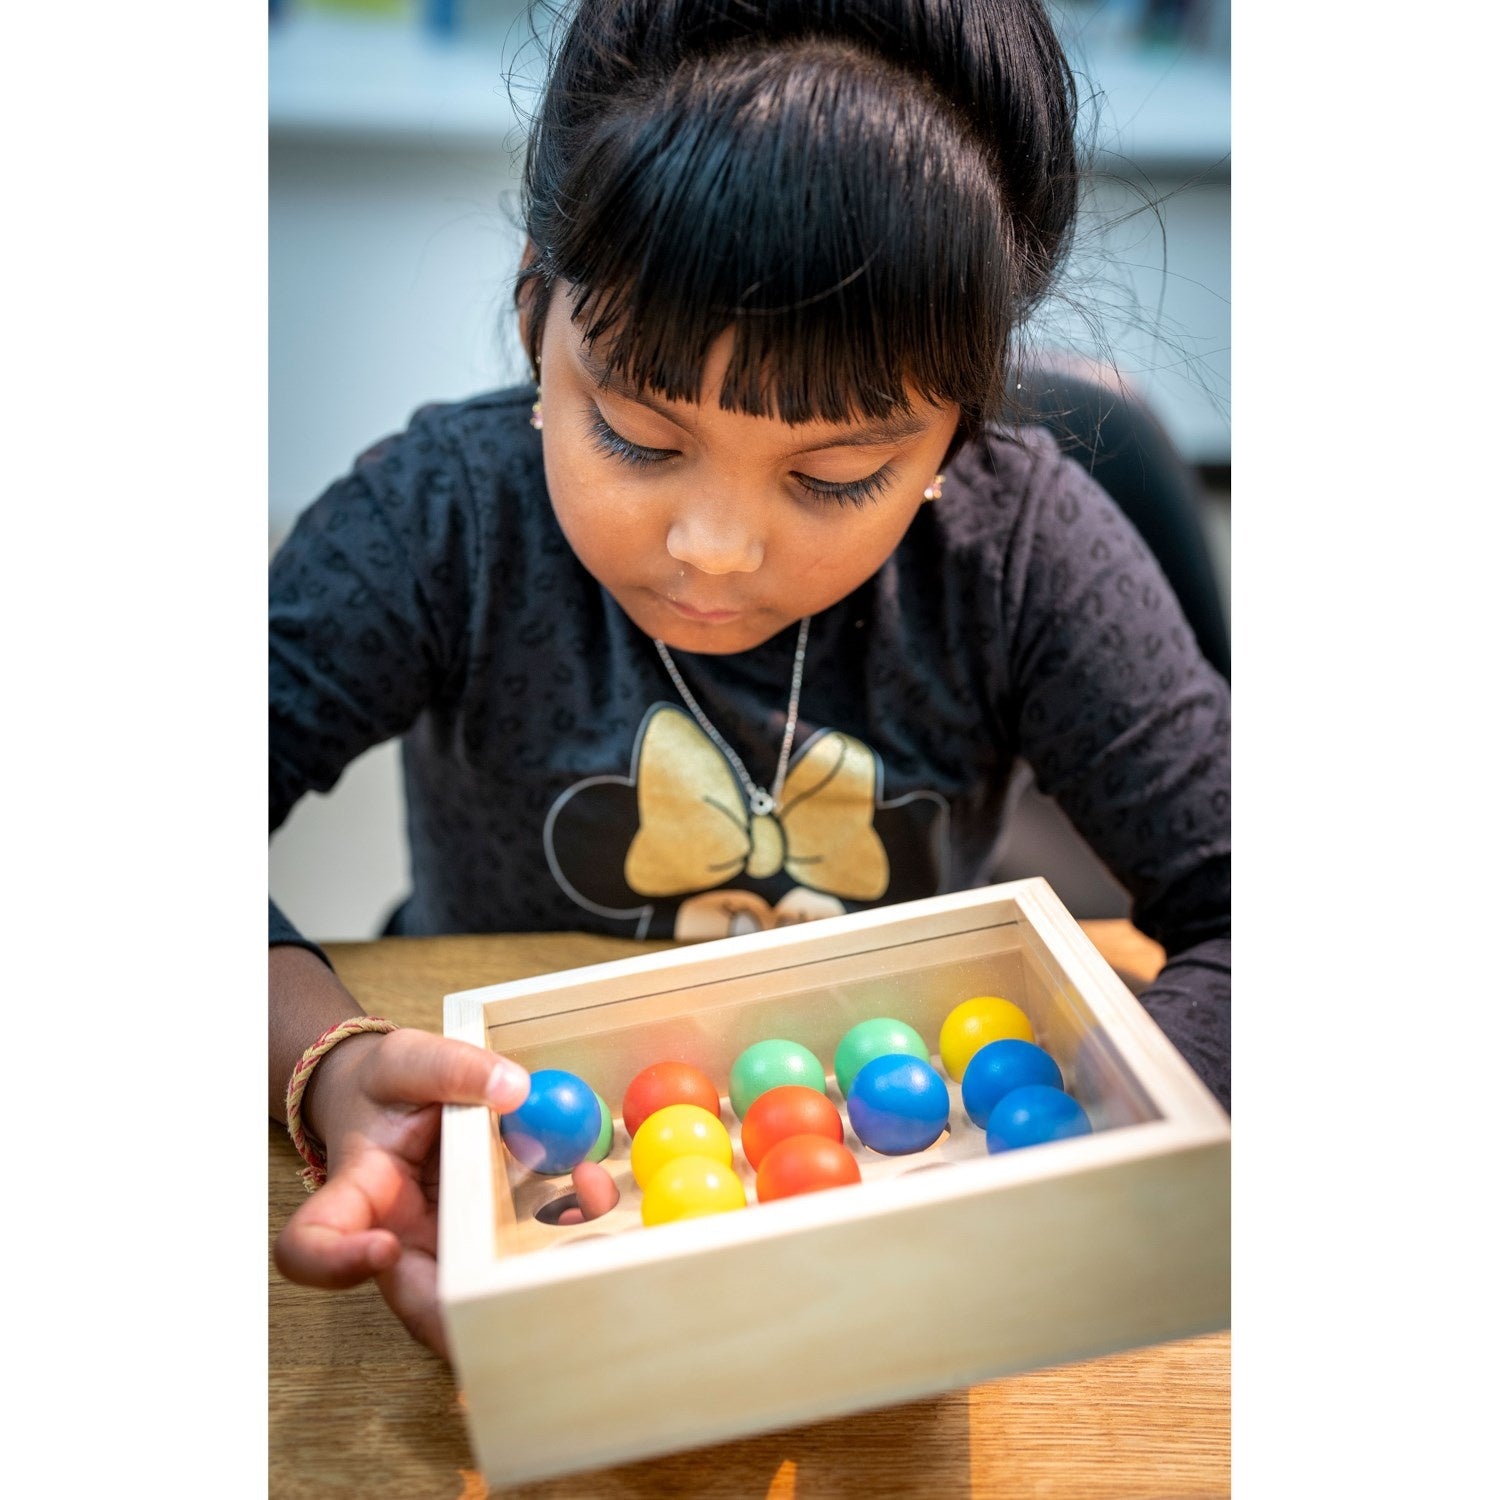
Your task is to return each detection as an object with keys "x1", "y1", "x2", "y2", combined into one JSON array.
[{"x1": 486, "y1": 1057, "x2": 531, "y2": 1113}]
